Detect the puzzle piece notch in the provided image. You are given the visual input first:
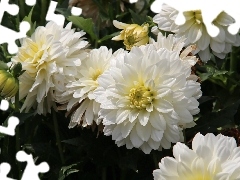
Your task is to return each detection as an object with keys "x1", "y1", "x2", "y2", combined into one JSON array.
[
  {"x1": 71, "y1": 6, "x2": 82, "y2": 16},
  {"x1": 0, "y1": 116, "x2": 19, "y2": 136},
  {"x1": 129, "y1": 0, "x2": 138, "y2": 3},
  {"x1": 16, "y1": 151, "x2": 50, "y2": 180},
  {"x1": 0, "y1": 99, "x2": 9, "y2": 111},
  {"x1": 46, "y1": 1, "x2": 65, "y2": 26},
  {"x1": 0, "y1": 162, "x2": 15, "y2": 180},
  {"x1": 150, "y1": 0, "x2": 240, "y2": 37},
  {"x1": 0, "y1": 21, "x2": 30, "y2": 54},
  {"x1": 46, "y1": 0, "x2": 82, "y2": 26},
  {"x1": 25, "y1": 0, "x2": 37, "y2": 6},
  {"x1": 0, "y1": 0, "x2": 19, "y2": 22}
]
